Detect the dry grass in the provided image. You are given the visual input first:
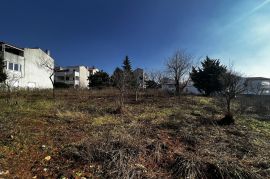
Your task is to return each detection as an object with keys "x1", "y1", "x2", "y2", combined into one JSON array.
[{"x1": 0, "y1": 89, "x2": 269, "y2": 178}]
